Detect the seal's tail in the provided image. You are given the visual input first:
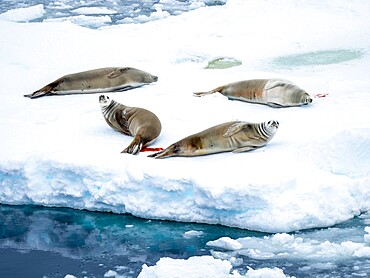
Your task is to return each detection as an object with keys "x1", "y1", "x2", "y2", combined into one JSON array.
[
  {"x1": 193, "y1": 85, "x2": 225, "y2": 97},
  {"x1": 24, "y1": 78, "x2": 62, "y2": 99}
]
